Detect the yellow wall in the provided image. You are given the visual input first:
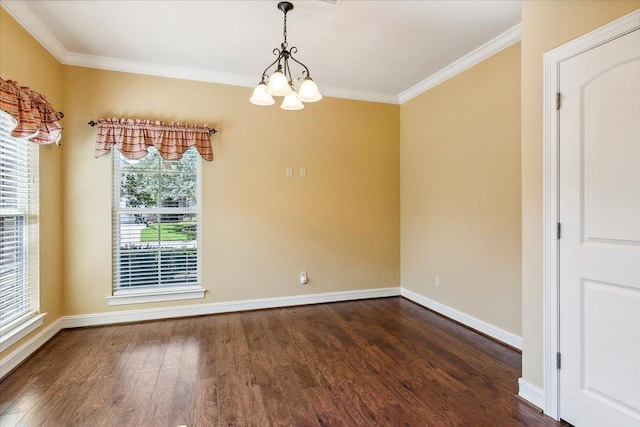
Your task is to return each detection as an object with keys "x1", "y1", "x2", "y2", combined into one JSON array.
[
  {"x1": 0, "y1": 9, "x2": 64, "y2": 355},
  {"x1": 400, "y1": 43, "x2": 522, "y2": 335},
  {"x1": 0, "y1": 6, "x2": 399, "y2": 357},
  {"x1": 61, "y1": 67, "x2": 400, "y2": 314},
  {"x1": 520, "y1": 0, "x2": 639, "y2": 388},
  {"x1": 8, "y1": 0, "x2": 635, "y2": 396}
]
